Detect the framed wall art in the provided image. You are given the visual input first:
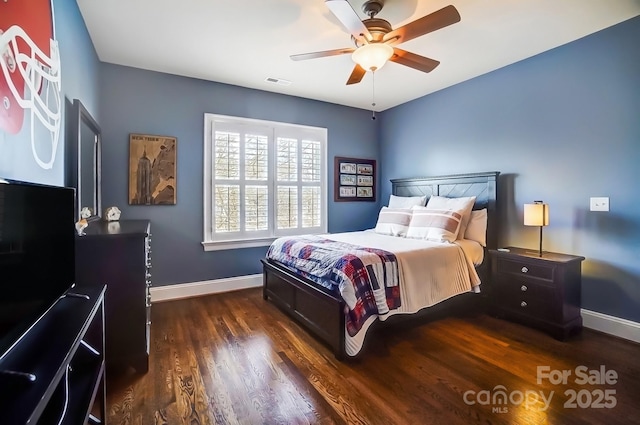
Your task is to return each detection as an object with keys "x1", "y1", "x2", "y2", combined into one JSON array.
[
  {"x1": 129, "y1": 133, "x2": 177, "y2": 205},
  {"x1": 334, "y1": 156, "x2": 376, "y2": 202}
]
